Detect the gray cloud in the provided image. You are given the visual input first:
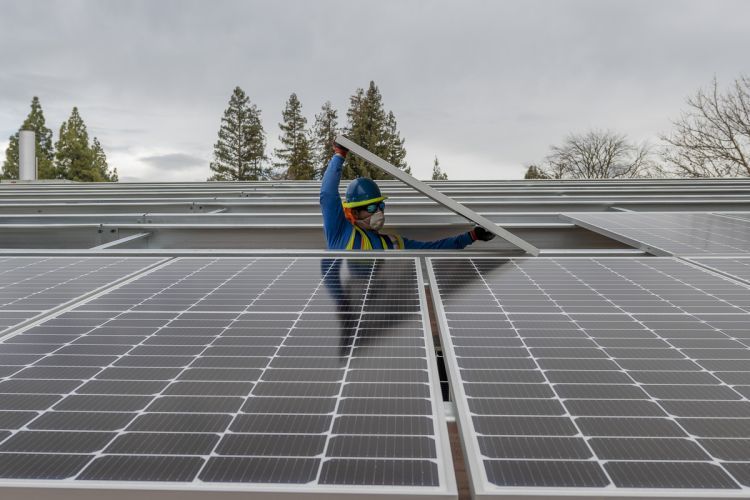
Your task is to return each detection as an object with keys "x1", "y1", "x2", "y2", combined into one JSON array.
[
  {"x1": 139, "y1": 153, "x2": 206, "y2": 170},
  {"x1": 1, "y1": 0, "x2": 749, "y2": 180}
]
